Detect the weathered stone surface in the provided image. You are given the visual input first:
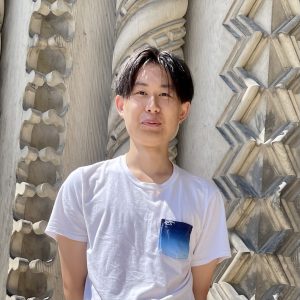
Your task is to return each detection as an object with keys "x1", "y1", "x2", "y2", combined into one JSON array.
[
  {"x1": 62, "y1": 0, "x2": 116, "y2": 171},
  {"x1": 177, "y1": 0, "x2": 233, "y2": 178},
  {"x1": 180, "y1": 0, "x2": 300, "y2": 298},
  {"x1": 0, "y1": 1, "x2": 34, "y2": 298},
  {"x1": 1, "y1": 0, "x2": 116, "y2": 298},
  {"x1": 0, "y1": 0, "x2": 75, "y2": 298},
  {"x1": 208, "y1": 282, "x2": 248, "y2": 300},
  {"x1": 0, "y1": 0, "x2": 4, "y2": 54},
  {"x1": 3, "y1": 0, "x2": 300, "y2": 299}
]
